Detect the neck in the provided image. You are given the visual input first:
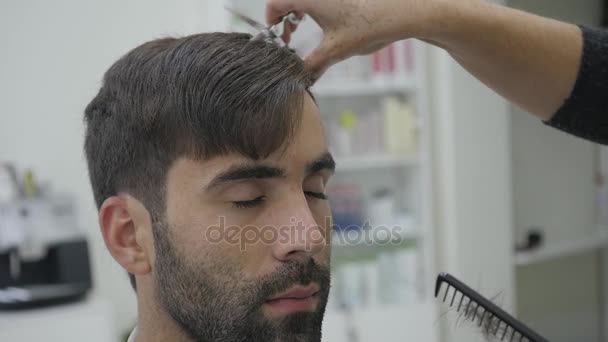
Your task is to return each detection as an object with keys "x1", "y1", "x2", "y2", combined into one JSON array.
[{"x1": 134, "y1": 280, "x2": 191, "y2": 342}]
